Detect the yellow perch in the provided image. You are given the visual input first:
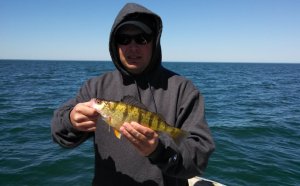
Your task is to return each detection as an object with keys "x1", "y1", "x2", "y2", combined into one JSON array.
[{"x1": 92, "y1": 96, "x2": 188, "y2": 143}]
